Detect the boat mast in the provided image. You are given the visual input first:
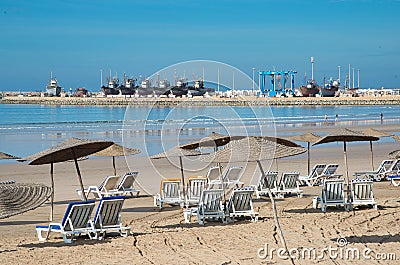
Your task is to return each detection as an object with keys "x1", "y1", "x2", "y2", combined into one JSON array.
[
  {"x1": 357, "y1": 69, "x2": 360, "y2": 88},
  {"x1": 311, "y1": 56, "x2": 314, "y2": 81},
  {"x1": 100, "y1": 69, "x2": 103, "y2": 87},
  {"x1": 338, "y1": 65, "x2": 341, "y2": 85},
  {"x1": 217, "y1": 68, "x2": 220, "y2": 93},
  {"x1": 352, "y1": 68, "x2": 355, "y2": 89},
  {"x1": 348, "y1": 64, "x2": 351, "y2": 89}
]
